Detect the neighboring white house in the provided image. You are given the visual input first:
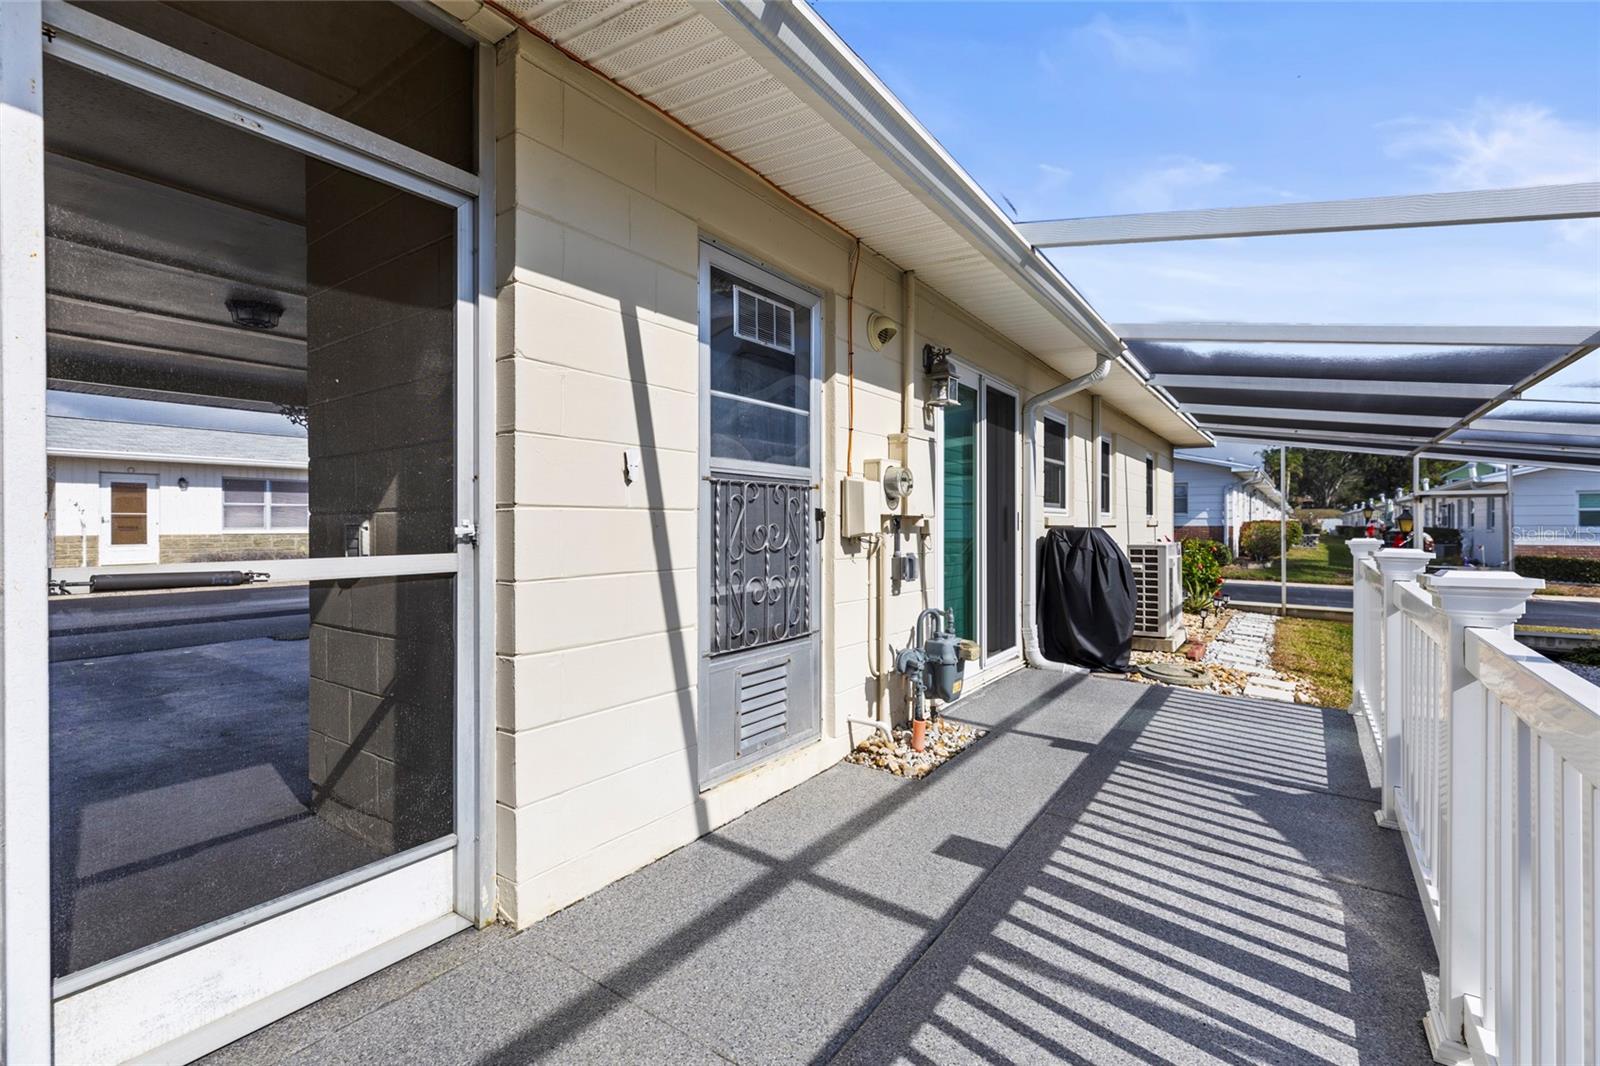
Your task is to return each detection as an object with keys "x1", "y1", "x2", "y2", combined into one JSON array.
[
  {"x1": 1172, "y1": 449, "x2": 1286, "y2": 551},
  {"x1": 47, "y1": 415, "x2": 309, "y2": 568},
  {"x1": 1344, "y1": 462, "x2": 1600, "y2": 566}
]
